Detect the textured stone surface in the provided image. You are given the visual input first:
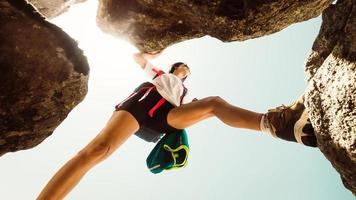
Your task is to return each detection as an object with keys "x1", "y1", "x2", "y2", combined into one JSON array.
[
  {"x1": 97, "y1": 0, "x2": 332, "y2": 52},
  {"x1": 28, "y1": 0, "x2": 86, "y2": 18},
  {"x1": 0, "y1": 0, "x2": 89, "y2": 156},
  {"x1": 304, "y1": 0, "x2": 356, "y2": 194}
]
